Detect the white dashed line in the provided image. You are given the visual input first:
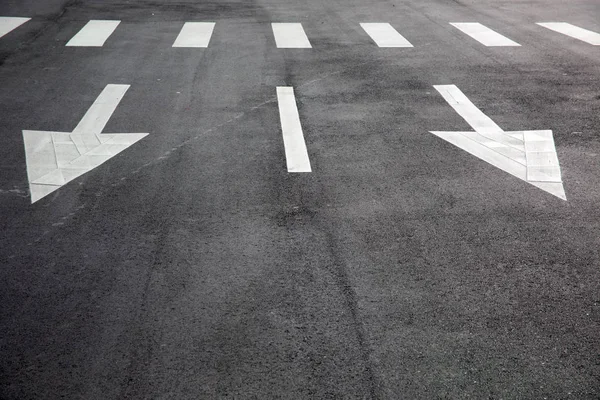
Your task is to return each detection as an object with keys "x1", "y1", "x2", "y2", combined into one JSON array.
[
  {"x1": 360, "y1": 23, "x2": 413, "y2": 47},
  {"x1": 276, "y1": 87, "x2": 312, "y2": 172},
  {"x1": 173, "y1": 22, "x2": 216, "y2": 47},
  {"x1": 537, "y1": 22, "x2": 600, "y2": 45},
  {"x1": 272, "y1": 23, "x2": 312, "y2": 48},
  {"x1": 66, "y1": 20, "x2": 121, "y2": 47},
  {"x1": 450, "y1": 22, "x2": 520, "y2": 46}
]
